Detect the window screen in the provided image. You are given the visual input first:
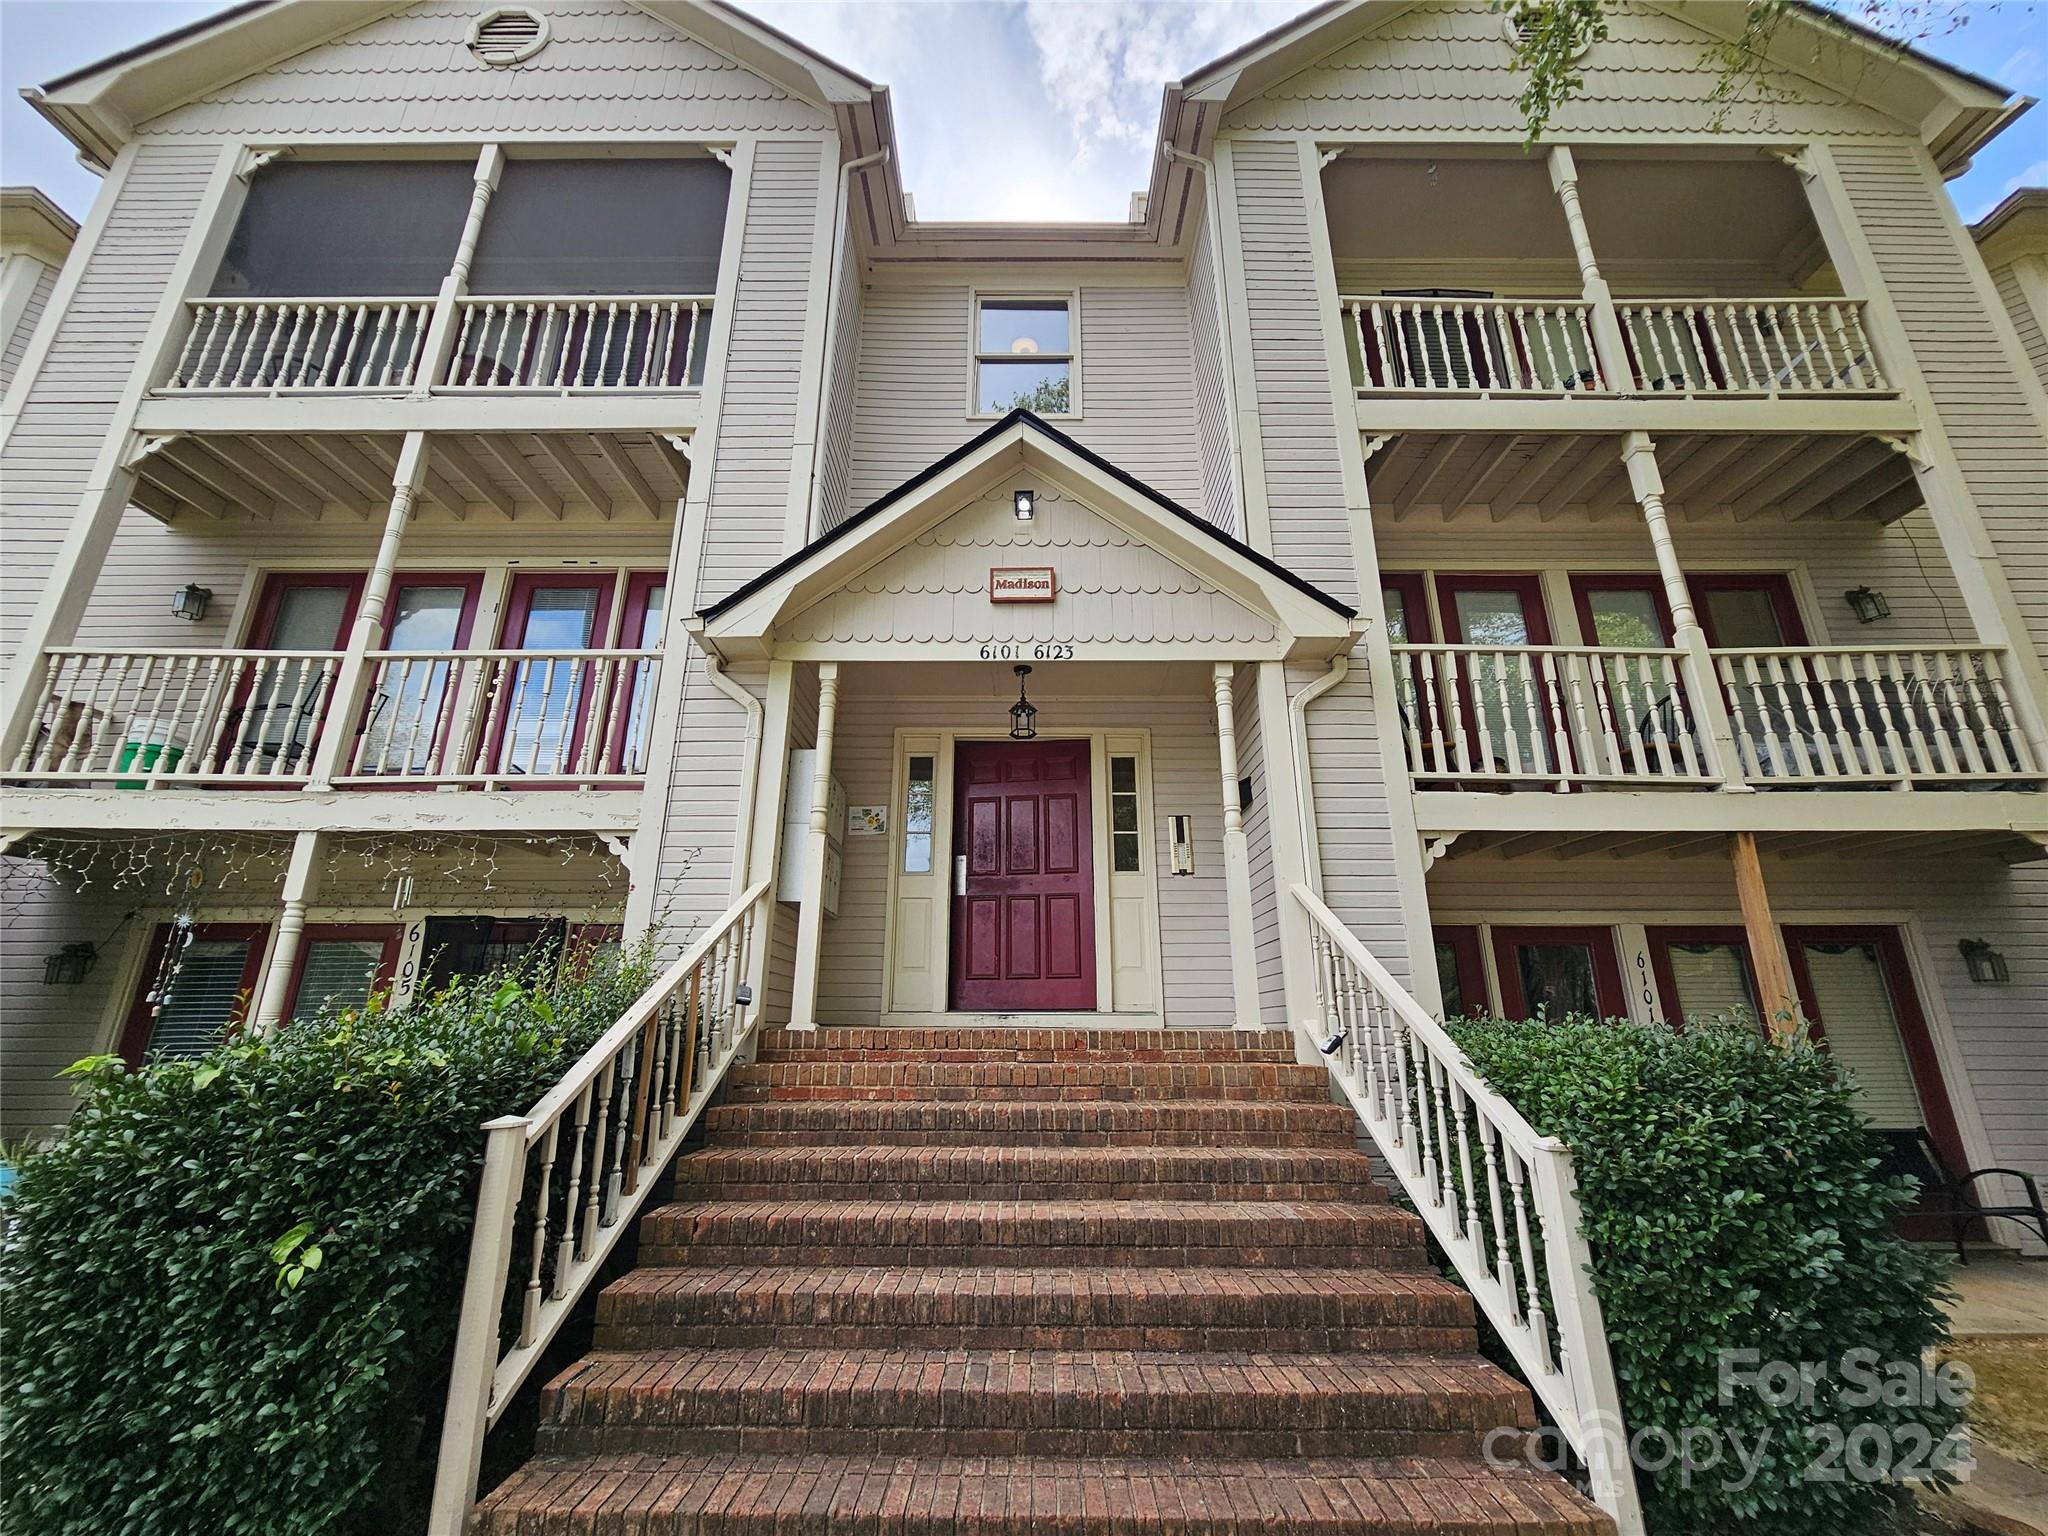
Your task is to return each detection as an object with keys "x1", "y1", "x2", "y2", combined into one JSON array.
[
  {"x1": 292, "y1": 938, "x2": 388, "y2": 1020},
  {"x1": 213, "y1": 161, "x2": 474, "y2": 297},
  {"x1": 467, "y1": 159, "x2": 730, "y2": 295},
  {"x1": 144, "y1": 936, "x2": 256, "y2": 1059},
  {"x1": 419, "y1": 916, "x2": 567, "y2": 994}
]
